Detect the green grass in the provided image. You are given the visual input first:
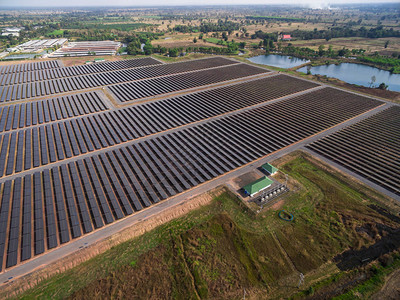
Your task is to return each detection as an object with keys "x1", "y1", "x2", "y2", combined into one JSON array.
[
  {"x1": 142, "y1": 15, "x2": 164, "y2": 19},
  {"x1": 204, "y1": 38, "x2": 227, "y2": 45},
  {"x1": 47, "y1": 30, "x2": 64, "y2": 36},
  {"x1": 14, "y1": 152, "x2": 400, "y2": 299}
]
